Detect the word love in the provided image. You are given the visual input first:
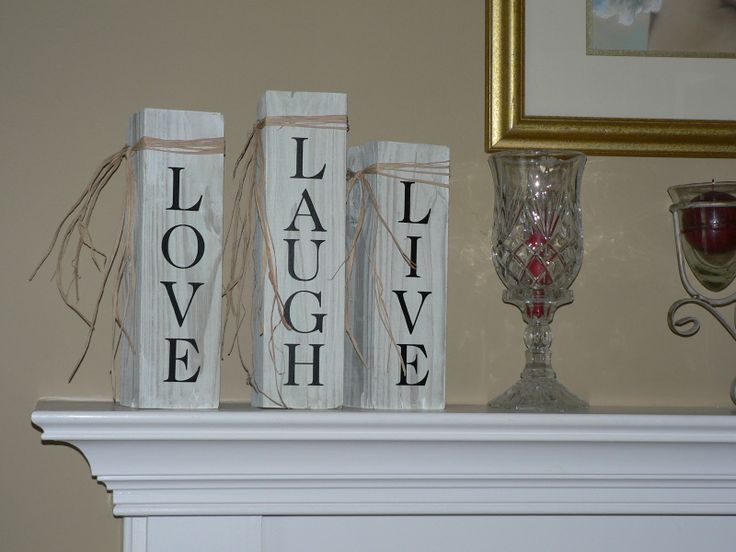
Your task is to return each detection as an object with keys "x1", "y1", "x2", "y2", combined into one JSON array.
[{"x1": 160, "y1": 166, "x2": 206, "y2": 383}]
